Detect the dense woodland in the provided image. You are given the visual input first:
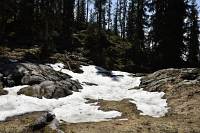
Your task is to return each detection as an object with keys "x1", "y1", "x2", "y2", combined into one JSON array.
[{"x1": 0, "y1": 0, "x2": 199, "y2": 72}]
